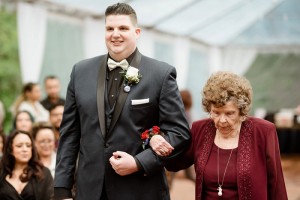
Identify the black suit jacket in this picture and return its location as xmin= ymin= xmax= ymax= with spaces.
xmin=54 ymin=50 xmax=190 ymax=200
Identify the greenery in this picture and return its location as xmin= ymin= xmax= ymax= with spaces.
xmin=0 ymin=8 xmax=22 ymax=134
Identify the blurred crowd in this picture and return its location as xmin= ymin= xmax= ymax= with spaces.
xmin=0 ymin=75 xmax=65 ymax=199
xmin=0 ymin=75 xmax=198 ymax=198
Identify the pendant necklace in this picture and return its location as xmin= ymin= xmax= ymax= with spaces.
xmin=217 ymin=147 xmax=234 ymax=196
xmin=217 ymin=129 xmax=239 ymax=197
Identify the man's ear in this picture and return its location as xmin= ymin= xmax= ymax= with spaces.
xmin=135 ymin=28 xmax=141 ymax=39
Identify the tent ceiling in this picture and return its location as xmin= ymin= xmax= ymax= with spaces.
xmin=45 ymin=0 xmax=300 ymax=46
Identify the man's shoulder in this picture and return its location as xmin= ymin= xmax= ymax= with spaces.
xmin=141 ymin=54 xmax=173 ymax=69
xmin=74 ymin=54 xmax=106 ymax=68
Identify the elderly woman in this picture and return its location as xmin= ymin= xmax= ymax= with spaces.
xmin=0 ymin=130 xmax=53 ymax=199
xmin=151 ymin=71 xmax=287 ymax=200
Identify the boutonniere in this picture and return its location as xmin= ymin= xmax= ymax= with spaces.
xmin=120 ymin=66 xmax=142 ymax=93
xmin=141 ymin=126 xmax=164 ymax=150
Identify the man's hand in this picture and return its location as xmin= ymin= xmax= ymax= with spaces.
xmin=150 ymin=135 xmax=174 ymax=156
xmin=109 ymin=151 xmax=139 ymax=176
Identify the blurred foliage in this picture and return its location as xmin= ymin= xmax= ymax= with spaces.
xmin=0 ymin=8 xmax=22 ymax=134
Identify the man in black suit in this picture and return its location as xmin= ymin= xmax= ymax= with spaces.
xmin=54 ymin=3 xmax=190 ymax=200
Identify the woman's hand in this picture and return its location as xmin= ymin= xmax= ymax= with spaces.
xmin=150 ymin=135 xmax=174 ymax=156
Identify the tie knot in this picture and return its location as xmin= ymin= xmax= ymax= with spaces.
xmin=107 ymin=58 xmax=129 ymax=71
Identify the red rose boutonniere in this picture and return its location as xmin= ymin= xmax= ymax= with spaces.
xmin=141 ymin=126 xmax=163 ymax=150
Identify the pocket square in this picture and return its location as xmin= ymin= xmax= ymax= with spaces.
xmin=131 ymin=98 xmax=149 ymax=105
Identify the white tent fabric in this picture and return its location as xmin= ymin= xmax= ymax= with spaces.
xmin=222 ymin=47 xmax=257 ymax=75
xmin=44 ymin=0 xmax=287 ymax=46
xmin=17 ymin=2 xmax=47 ymax=83
xmin=190 ymin=0 xmax=283 ymax=45
xmin=173 ymin=37 xmax=191 ymax=89
xmin=83 ymin=17 xmax=106 ymax=58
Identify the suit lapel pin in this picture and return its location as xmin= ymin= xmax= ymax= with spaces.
xmin=124 ymin=85 xmax=131 ymax=93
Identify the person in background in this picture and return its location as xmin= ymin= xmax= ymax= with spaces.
xmin=12 ymin=110 xmax=34 ymax=133
xmin=293 ymin=104 xmax=300 ymax=128
xmin=0 ymin=100 xmax=5 ymax=160
xmin=0 ymin=130 xmax=54 ymax=199
xmin=0 ymin=128 xmax=5 ymax=160
xmin=49 ymin=102 xmax=64 ymax=148
xmin=41 ymin=75 xmax=65 ymax=111
xmin=54 ymin=3 xmax=190 ymax=200
xmin=11 ymin=82 xmax=49 ymax=122
xmin=151 ymin=71 xmax=288 ymax=199
xmin=165 ymin=89 xmax=196 ymax=189
xmin=0 ymin=100 xmax=5 ymax=128
xmin=179 ymin=90 xmax=196 ymax=181
xmin=32 ymin=122 xmax=56 ymax=177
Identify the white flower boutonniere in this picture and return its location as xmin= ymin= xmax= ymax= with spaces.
xmin=121 ymin=66 xmax=142 ymax=92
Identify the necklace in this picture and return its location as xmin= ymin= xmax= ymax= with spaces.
xmin=216 ymin=129 xmax=239 ymax=197
xmin=217 ymin=146 xmax=234 ymax=196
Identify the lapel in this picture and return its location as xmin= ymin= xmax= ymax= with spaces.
xmin=97 ymin=55 xmax=108 ymax=137
xmin=108 ymin=50 xmax=142 ymax=133
xmin=236 ymin=119 xmax=253 ymax=200
xmin=195 ymin=120 xmax=215 ymax=196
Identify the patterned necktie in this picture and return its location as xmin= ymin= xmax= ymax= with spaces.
xmin=107 ymin=58 xmax=129 ymax=71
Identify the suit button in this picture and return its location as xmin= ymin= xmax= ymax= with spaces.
xmin=108 ymin=114 xmax=112 ymax=119
xmin=104 ymin=143 xmax=109 ymax=148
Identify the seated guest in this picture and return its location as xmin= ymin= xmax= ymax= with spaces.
xmin=0 ymin=130 xmax=53 ymax=199
xmin=0 ymin=127 xmax=5 ymax=160
xmin=0 ymin=100 xmax=5 ymax=128
xmin=49 ymin=103 xmax=64 ymax=148
xmin=41 ymin=75 xmax=65 ymax=111
xmin=151 ymin=71 xmax=287 ymax=200
xmin=294 ymin=104 xmax=300 ymax=128
xmin=11 ymin=82 xmax=49 ymax=122
xmin=32 ymin=122 xmax=56 ymax=177
xmin=12 ymin=110 xmax=34 ymax=133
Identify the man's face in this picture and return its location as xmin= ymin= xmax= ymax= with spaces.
xmin=105 ymin=15 xmax=140 ymax=61
xmin=45 ymin=78 xmax=60 ymax=98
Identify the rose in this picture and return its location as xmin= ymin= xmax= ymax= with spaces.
xmin=124 ymin=66 xmax=142 ymax=85
xmin=126 ymin=66 xmax=139 ymax=77
xmin=141 ymin=130 xmax=149 ymax=140
xmin=152 ymin=126 xmax=160 ymax=134
xmin=141 ymin=126 xmax=163 ymax=150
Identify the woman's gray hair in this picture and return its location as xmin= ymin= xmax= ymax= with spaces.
xmin=202 ymin=71 xmax=253 ymax=116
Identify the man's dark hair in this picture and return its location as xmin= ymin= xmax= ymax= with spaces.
xmin=49 ymin=102 xmax=65 ymax=113
xmin=105 ymin=3 xmax=137 ymax=25
xmin=44 ymin=75 xmax=59 ymax=83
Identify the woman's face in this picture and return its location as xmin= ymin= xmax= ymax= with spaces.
xmin=210 ymin=101 xmax=242 ymax=135
xmin=34 ymin=128 xmax=55 ymax=157
xmin=12 ymin=133 xmax=32 ymax=164
xmin=26 ymin=85 xmax=41 ymax=101
xmin=16 ymin=112 xmax=33 ymax=132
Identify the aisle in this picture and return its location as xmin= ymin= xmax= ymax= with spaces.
xmin=169 ymin=155 xmax=300 ymax=200
xmin=170 ymin=171 xmax=195 ymax=200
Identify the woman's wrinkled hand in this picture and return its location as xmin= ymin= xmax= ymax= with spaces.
xmin=150 ymin=135 xmax=174 ymax=156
